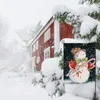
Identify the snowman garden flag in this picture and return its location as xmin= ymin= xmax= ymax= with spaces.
xmin=64 ymin=43 xmax=96 ymax=83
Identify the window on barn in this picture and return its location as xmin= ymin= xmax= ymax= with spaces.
xmin=44 ymin=28 xmax=50 ymax=42
xmin=36 ymin=41 xmax=38 ymax=50
xmin=33 ymin=44 xmax=36 ymax=52
xmin=44 ymin=47 xmax=50 ymax=59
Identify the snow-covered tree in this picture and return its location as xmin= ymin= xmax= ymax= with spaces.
xmin=0 ymin=15 xmax=12 ymax=71
xmin=0 ymin=16 xmax=29 ymax=72
xmin=53 ymin=2 xmax=100 ymax=99
xmin=53 ymin=1 xmax=100 ymax=49
xmin=53 ymin=0 xmax=100 ymax=70
xmin=0 ymin=16 xmax=9 ymax=40
xmin=16 ymin=21 xmax=42 ymax=44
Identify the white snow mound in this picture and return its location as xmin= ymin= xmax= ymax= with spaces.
xmin=41 ymin=57 xmax=62 ymax=79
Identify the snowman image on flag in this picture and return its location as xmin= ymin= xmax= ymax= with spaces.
xmin=66 ymin=48 xmax=95 ymax=83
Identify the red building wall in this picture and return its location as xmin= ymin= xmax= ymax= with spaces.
xmin=60 ymin=22 xmax=74 ymax=40
xmin=32 ymin=22 xmax=73 ymax=71
xmin=32 ymin=22 xmax=54 ymax=71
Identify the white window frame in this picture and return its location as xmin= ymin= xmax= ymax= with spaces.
xmin=44 ymin=47 xmax=50 ymax=59
xmin=36 ymin=41 xmax=38 ymax=50
xmin=32 ymin=44 xmax=35 ymax=52
xmin=44 ymin=28 xmax=50 ymax=42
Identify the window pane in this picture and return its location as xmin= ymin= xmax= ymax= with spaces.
xmin=44 ymin=28 xmax=50 ymax=42
xmin=44 ymin=49 xmax=50 ymax=59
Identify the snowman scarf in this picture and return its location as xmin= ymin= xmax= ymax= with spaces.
xmin=75 ymin=57 xmax=88 ymax=64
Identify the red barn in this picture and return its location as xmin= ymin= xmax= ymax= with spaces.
xmin=28 ymin=17 xmax=74 ymax=71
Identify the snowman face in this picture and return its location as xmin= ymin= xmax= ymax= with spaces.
xmin=75 ymin=50 xmax=86 ymax=59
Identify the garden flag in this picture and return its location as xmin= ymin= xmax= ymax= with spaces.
xmin=64 ymin=43 xmax=96 ymax=83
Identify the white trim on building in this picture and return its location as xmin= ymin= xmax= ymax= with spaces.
xmin=30 ymin=18 xmax=54 ymax=46
xmin=33 ymin=44 xmax=36 ymax=52
xmin=36 ymin=41 xmax=38 ymax=50
xmin=54 ymin=20 xmax=60 ymax=54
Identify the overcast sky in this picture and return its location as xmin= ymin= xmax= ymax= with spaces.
xmin=0 ymin=0 xmax=79 ymax=30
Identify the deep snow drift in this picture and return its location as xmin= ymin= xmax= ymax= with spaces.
xmin=0 ymin=69 xmax=95 ymax=100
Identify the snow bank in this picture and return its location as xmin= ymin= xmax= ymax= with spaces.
xmin=1 ymin=70 xmax=92 ymax=100
xmin=65 ymin=82 xmax=95 ymax=99
xmin=0 ymin=71 xmax=51 ymax=100
xmin=41 ymin=57 xmax=62 ymax=79
xmin=55 ymin=93 xmax=90 ymax=100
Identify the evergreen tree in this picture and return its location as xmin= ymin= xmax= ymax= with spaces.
xmin=53 ymin=0 xmax=100 ymax=49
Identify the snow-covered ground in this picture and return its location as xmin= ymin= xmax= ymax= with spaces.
xmin=0 ymin=69 xmax=51 ymax=100
xmin=0 ymin=69 xmax=98 ymax=100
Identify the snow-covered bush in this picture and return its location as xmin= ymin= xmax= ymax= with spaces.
xmin=32 ymin=72 xmax=43 ymax=86
xmin=32 ymin=57 xmax=65 ymax=98
xmin=19 ymin=57 xmax=37 ymax=77
xmin=65 ymin=82 xmax=95 ymax=99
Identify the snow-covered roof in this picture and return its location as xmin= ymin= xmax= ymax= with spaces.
xmin=28 ymin=17 xmax=53 ymax=46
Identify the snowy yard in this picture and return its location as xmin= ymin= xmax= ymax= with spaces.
xmin=0 ymin=69 xmax=51 ymax=100
xmin=0 ymin=69 xmax=98 ymax=100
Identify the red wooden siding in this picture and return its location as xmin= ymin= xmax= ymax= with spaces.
xmin=60 ymin=22 xmax=74 ymax=40
xmin=32 ymin=22 xmax=54 ymax=71
xmin=32 ymin=22 xmax=73 ymax=71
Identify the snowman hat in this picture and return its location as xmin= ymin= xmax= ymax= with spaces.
xmin=71 ymin=48 xmax=86 ymax=54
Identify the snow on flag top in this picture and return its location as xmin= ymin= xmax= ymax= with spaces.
xmin=64 ymin=43 xmax=96 ymax=84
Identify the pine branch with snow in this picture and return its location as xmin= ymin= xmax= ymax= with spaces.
xmin=53 ymin=2 xmax=100 ymax=48
xmin=79 ymin=0 xmax=100 ymax=4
